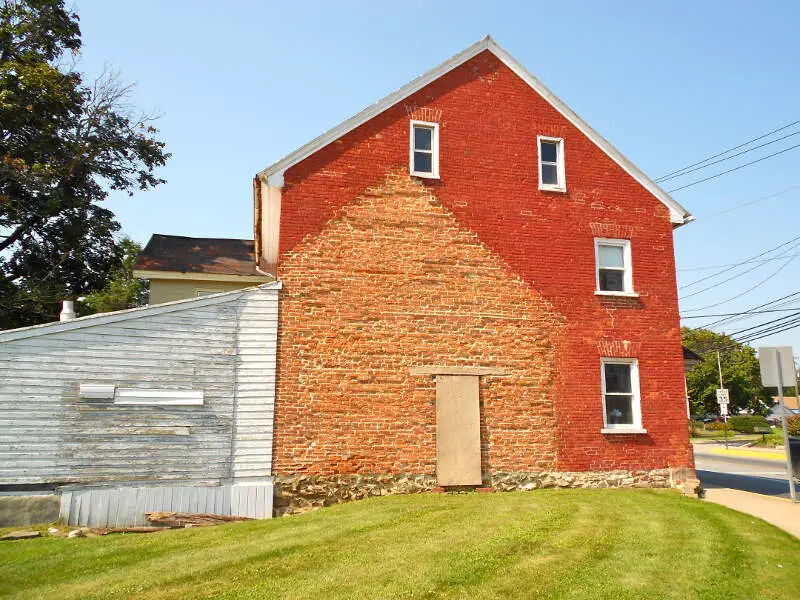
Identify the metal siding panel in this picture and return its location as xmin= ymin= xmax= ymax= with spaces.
xmin=106 ymin=488 xmax=120 ymax=528
xmin=59 ymin=491 xmax=72 ymax=524
xmin=188 ymin=487 xmax=199 ymax=514
xmin=222 ymin=485 xmax=231 ymax=516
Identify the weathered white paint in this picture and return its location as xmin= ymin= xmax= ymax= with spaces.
xmin=115 ymin=389 xmax=204 ymax=406
xmin=0 ymin=283 xmax=280 ymax=525
xmin=79 ymin=384 xmax=116 ymax=399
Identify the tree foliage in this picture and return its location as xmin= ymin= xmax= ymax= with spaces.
xmin=79 ymin=237 xmax=147 ymax=314
xmin=0 ymin=0 xmax=168 ymax=329
xmin=682 ymin=327 xmax=768 ymax=415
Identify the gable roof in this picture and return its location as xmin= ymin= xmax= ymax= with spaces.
xmin=134 ymin=234 xmax=264 ymax=277
xmin=257 ymin=36 xmax=693 ymax=226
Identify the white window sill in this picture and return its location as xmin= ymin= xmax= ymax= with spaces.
xmin=538 ymin=184 xmax=566 ymax=193
xmin=601 ymin=427 xmax=648 ymax=435
xmin=595 ymin=290 xmax=639 ymax=298
xmin=411 ymin=171 xmax=440 ymax=180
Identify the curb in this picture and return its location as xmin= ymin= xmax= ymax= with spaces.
xmin=708 ymin=448 xmax=786 ymax=462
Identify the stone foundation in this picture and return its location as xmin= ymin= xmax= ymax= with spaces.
xmin=489 ymin=470 xmax=673 ymax=491
xmin=273 ymin=474 xmax=438 ymax=516
xmin=273 ymin=468 xmax=696 ymax=516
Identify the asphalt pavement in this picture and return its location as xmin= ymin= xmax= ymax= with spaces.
xmin=693 ymin=443 xmax=793 ymax=498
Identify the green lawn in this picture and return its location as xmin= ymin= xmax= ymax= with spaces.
xmin=2 ymin=489 xmax=799 ymax=599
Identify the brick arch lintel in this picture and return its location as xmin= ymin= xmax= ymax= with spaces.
xmin=596 ymin=339 xmax=641 ymax=357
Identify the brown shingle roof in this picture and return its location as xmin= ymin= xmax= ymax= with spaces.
xmin=134 ymin=234 xmax=261 ymax=276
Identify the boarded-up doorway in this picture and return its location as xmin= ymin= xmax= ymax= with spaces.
xmin=435 ymin=375 xmax=482 ymax=486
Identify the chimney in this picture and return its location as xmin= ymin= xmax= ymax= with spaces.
xmin=254 ymin=173 xmax=281 ymax=276
xmin=59 ymin=300 xmax=76 ymax=322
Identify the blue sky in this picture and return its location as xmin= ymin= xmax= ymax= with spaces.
xmin=74 ymin=1 xmax=800 ymax=353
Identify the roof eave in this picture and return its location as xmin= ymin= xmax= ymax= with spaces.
xmin=133 ymin=269 xmax=273 ymax=283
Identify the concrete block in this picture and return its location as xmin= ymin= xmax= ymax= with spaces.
xmin=0 ymin=495 xmax=60 ymax=527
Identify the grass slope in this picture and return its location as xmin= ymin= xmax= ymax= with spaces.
xmin=1 ymin=489 xmax=799 ymax=599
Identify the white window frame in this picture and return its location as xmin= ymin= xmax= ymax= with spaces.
xmin=537 ymin=135 xmax=566 ymax=192
xmin=594 ymin=238 xmax=637 ymax=297
xmin=410 ymin=120 xmax=439 ymax=179
xmin=600 ymin=358 xmax=645 ymax=433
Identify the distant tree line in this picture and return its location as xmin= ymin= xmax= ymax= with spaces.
xmin=0 ymin=0 xmax=168 ymax=329
xmin=682 ymin=327 xmax=770 ymax=415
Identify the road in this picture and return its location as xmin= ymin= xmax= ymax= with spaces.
xmin=693 ymin=443 xmax=793 ymax=499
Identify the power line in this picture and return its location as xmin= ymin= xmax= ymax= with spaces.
xmin=667 ymin=142 xmax=800 ymax=193
xmin=657 ymin=131 xmax=800 ymax=184
xmin=681 ymin=307 xmax=800 ymax=319
xmin=656 ymin=120 xmax=800 ymax=181
xmin=694 ymin=317 xmax=800 ymax=355
xmin=692 ymin=185 xmax=800 ymax=222
xmin=716 ymin=295 xmax=800 ymax=328
xmin=702 ymin=296 xmax=800 ymax=330
xmin=680 ymin=254 xmax=799 ymax=312
xmin=683 ymin=291 xmax=800 ymax=355
xmin=678 ymin=233 xmax=800 ymax=291
xmin=701 ymin=290 xmax=800 ymax=329
xmin=735 ymin=318 xmax=800 ymax=345
xmin=678 ymin=255 xmax=796 ymax=272
xmin=679 ymin=252 xmax=799 ymax=300
xmin=726 ymin=311 xmax=800 ymax=338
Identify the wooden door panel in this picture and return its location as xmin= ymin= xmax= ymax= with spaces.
xmin=435 ymin=375 xmax=482 ymax=486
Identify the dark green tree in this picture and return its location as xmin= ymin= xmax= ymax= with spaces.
xmin=682 ymin=327 xmax=769 ymax=415
xmin=79 ymin=237 xmax=147 ymax=314
xmin=0 ymin=0 xmax=168 ymax=329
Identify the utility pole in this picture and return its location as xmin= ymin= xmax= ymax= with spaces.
xmin=774 ymin=350 xmax=797 ymax=502
xmin=717 ymin=351 xmax=728 ymax=450
xmin=758 ymin=347 xmax=797 ymax=503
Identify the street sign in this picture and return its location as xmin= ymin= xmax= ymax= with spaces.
xmin=757 ymin=346 xmax=798 ymax=503
xmin=758 ymin=346 xmax=796 ymax=387
xmin=716 ymin=389 xmax=729 ymax=417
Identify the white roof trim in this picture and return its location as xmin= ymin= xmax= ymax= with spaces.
xmin=133 ymin=269 xmax=272 ymax=283
xmin=257 ymin=36 xmax=692 ymax=226
xmin=0 ymin=281 xmax=282 ymax=343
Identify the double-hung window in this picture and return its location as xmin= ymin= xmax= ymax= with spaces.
xmin=595 ymin=238 xmax=633 ymax=294
xmin=601 ymin=358 xmax=644 ymax=432
xmin=537 ymin=136 xmax=565 ymax=192
xmin=410 ymin=120 xmax=439 ymax=178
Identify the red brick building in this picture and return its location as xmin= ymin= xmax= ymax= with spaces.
xmin=254 ymin=37 xmax=695 ymax=514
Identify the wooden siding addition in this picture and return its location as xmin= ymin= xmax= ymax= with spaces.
xmin=0 ymin=284 xmax=280 ymax=525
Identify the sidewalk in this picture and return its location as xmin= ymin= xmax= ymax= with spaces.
xmin=704 ymin=488 xmax=800 ymax=539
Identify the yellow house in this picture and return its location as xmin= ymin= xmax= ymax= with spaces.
xmin=134 ymin=234 xmax=273 ymax=304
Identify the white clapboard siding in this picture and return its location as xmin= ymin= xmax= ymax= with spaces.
xmin=0 ymin=283 xmax=280 ymax=524
xmin=230 ymin=290 xmax=279 ymax=480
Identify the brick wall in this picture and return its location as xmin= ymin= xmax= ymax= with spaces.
xmin=275 ymin=172 xmax=563 ymax=475
xmin=273 ymin=49 xmax=693 ymax=478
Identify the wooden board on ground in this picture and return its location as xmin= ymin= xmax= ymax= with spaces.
xmin=145 ymin=511 xmax=253 ymax=527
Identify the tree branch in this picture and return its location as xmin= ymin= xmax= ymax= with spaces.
xmin=0 ymin=214 xmax=41 ymax=253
